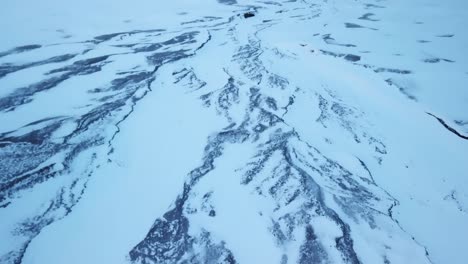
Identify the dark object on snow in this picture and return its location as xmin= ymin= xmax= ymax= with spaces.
xmin=244 ymin=12 xmax=255 ymax=19
xmin=344 ymin=54 xmax=361 ymax=62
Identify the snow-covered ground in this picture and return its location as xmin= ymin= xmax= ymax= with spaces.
xmin=1 ymin=0 xmax=467 ymax=263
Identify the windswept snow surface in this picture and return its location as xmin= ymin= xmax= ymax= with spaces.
xmin=1 ymin=0 xmax=467 ymax=263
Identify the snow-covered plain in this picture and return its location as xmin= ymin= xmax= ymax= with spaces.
xmin=0 ymin=0 xmax=467 ymax=263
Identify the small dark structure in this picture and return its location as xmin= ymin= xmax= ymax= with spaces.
xmin=344 ymin=54 xmax=361 ymax=62
xmin=244 ymin=12 xmax=255 ymax=19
